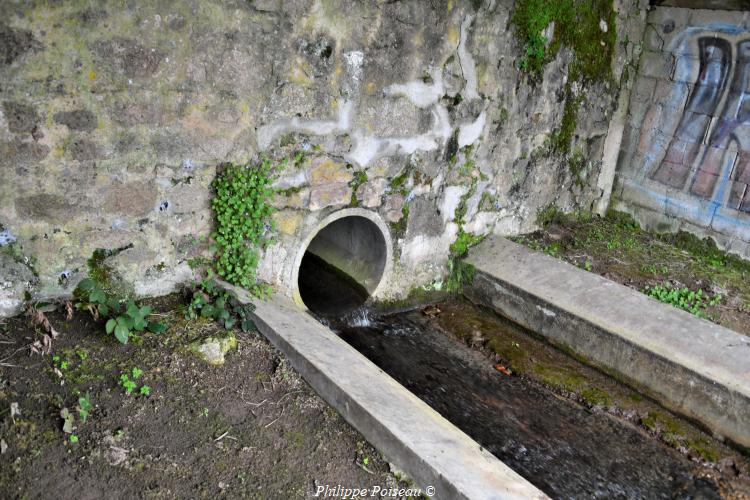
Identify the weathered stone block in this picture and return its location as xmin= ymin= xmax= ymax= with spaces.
xmin=0 ymin=251 xmax=34 ymax=316
xmin=383 ymin=195 xmax=405 ymax=223
xmin=91 ymin=37 xmax=163 ymax=78
xmin=0 ymin=23 xmax=37 ymax=66
xmin=53 ymin=109 xmax=97 ymax=132
xmin=102 ymin=182 xmax=158 ymax=217
xmin=631 ymin=77 xmax=657 ymax=104
xmin=643 ymin=25 xmax=665 ymax=52
xmin=0 ymin=140 xmax=49 ymax=171
xmin=638 ymin=51 xmax=675 ymax=80
xmin=273 ymin=210 xmax=303 ymax=236
xmin=66 ymin=138 xmax=100 ymax=161
xmin=356 ymin=178 xmax=387 ymax=208
xmin=647 ymin=7 xmax=690 ymax=32
xmin=309 ymin=184 xmax=351 ymax=211
xmin=272 ymin=187 xmax=310 ymax=210
xmin=168 ymin=184 xmax=211 ymax=214
xmin=15 ymin=193 xmax=83 ymax=223
xmin=308 ymin=158 xmax=352 ymax=185
xmin=2 ymin=101 xmax=39 ymax=134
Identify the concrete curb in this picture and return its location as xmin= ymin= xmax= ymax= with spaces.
xmin=465 ymin=237 xmax=750 ymax=449
xmin=225 ymin=285 xmax=547 ymax=499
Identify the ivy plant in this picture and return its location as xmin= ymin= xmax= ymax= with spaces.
xmin=211 ymin=159 xmax=275 ymax=296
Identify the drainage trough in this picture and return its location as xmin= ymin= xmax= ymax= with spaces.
xmin=465 ymin=237 xmax=750 ymax=450
xmin=228 ymin=285 xmax=547 ymax=499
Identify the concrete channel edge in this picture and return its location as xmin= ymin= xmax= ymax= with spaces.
xmin=465 ymin=237 xmax=750 ymax=450
xmin=223 ymin=283 xmax=547 ymax=500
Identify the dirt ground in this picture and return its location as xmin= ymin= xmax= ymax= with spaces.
xmin=512 ymin=210 xmax=750 ymax=337
xmin=0 ymin=295 xmax=411 ymax=499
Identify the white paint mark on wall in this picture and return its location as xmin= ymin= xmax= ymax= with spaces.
xmin=344 ymin=50 xmax=364 ymax=81
xmin=433 ymin=105 xmax=453 ymax=140
xmin=400 ymin=223 xmax=458 ymax=268
xmin=258 ymin=36 xmax=487 ymax=168
xmin=257 ymin=100 xmax=354 ymax=150
xmin=273 ymin=169 xmax=308 ymax=190
xmin=385 ymin=68 xmax=445 ymax=109
xmin=464 ymin=211 xmax=499 ymax=235
xmin=457 ymin=111 xmax=486 ymax=148
xmin=458 ymin=15 xmax=479 ymax=101
xmin=440 ymin=186 xmax=468 ymax=224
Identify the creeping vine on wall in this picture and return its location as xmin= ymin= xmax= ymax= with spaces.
xmin=211 ymin=159 xmax=275 ymax=296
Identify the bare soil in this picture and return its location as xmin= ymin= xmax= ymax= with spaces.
xmin=0 ymin=295 xmax=410 ymax=499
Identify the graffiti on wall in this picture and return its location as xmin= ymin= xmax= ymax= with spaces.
xmin=649 ymin=34 xmax=750 ymax=214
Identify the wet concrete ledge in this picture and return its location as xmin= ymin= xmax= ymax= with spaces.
xmin=466 ymin=237 xmax=750 ymax=450
xmin=225 ymin=286 xmax=546 ymax=500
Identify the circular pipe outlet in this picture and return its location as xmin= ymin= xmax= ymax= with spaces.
xmin=292 ymin=208 xmax=393 ymax=310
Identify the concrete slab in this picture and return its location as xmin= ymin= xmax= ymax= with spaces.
xmin=466 ymin=237 xmax=750 ymax=449
xmin=227 ymin=285 xmax=547 ymax=499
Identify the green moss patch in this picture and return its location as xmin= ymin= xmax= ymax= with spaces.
xmin=512 ymin=0 xmax=617 ymax=153
xmin=512 ymin=0 xmax=616 ymax=82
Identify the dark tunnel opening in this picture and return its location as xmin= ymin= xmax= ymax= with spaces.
xmin=297 ymin=216 xmax=387 ymax=316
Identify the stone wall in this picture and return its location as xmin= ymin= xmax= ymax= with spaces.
xmin=614 ymin=6 xmax=750 ymax=258
xmin=0 ymin=0 xmax=646 ymax=316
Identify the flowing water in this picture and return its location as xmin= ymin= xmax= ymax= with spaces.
xmin=300 ymin=254 xmax=743 ymax=498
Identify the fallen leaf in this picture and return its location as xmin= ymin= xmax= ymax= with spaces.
xmin=60 ymin=408 xmax=74 ymax=434
xmin=422 ymin=305 xmax=442 ymax=317
xmin=64 ymin=301 xmax=73 ymax=321
xmin=9 ymin=402 xmax=20 ymax=423
xmin=494 ymin=364 xmax=512 ymax=376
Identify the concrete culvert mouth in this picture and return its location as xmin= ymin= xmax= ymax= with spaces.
xmin=295 ymin=211 xmax=391 ymax=315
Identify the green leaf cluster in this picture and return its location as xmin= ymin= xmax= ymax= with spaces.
xmin=211 ymin=160 xmax=275 ymax=295
xmin=119 ymin=367 xmax=149 ymax=396
xmin=644 ymin=283 xmax=722 ymax=318
xmin=75 ymin=278 xmax=167 ymax=344
xmin=186 ymin=278 xmax=257 ymax=332
xmin=77 ymin=393 xmax=92 ymax=423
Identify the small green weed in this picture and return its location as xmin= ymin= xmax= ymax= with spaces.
xmin=77 ymin=393 xmax=92 ymax=423
xmin=119 ymin=374 xmax=137 ymax=395
xmin=119 ymin=367 xmax=150 ymax=396
xmin=644 ymin=283 xmax=721 ymax=318
xmin=186 ymin=278 xmax=257 ymax=332
xmin=75 ymin=278 xmax=167 ymax=344
xmin=52 ymin=355 xmax=69 ymax=371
